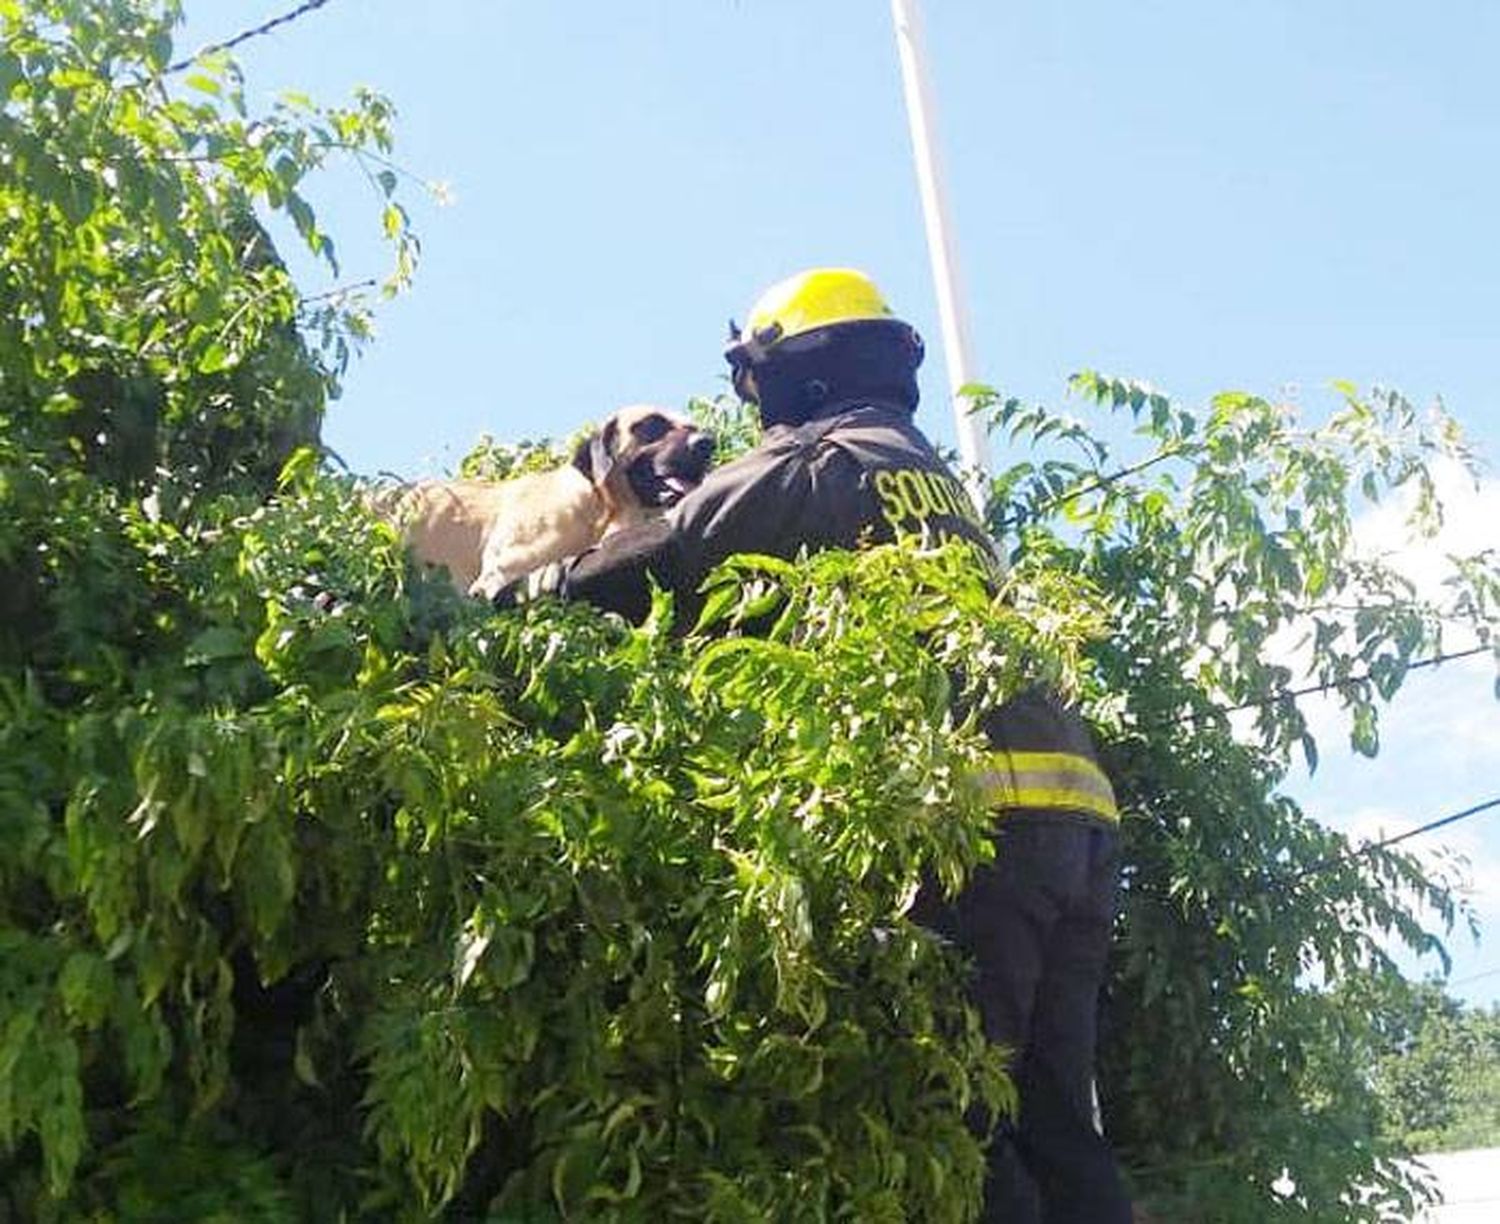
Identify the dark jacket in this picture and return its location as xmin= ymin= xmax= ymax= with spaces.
xmin=561 ymin=400 xmax=1115 ymax=828
xmin=565 ymin=402 xmax=997 ymax=614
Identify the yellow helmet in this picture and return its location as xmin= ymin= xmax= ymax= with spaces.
xmin=725 ymin=268 xmax=923 ymax=422
xmin=732 ymin=268 xmax=895 ymax=356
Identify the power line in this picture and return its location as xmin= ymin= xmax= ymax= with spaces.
xmin=1120 ymin=638 xmax=1497 ymax=884
xmin=1450 ymin=965 xmax=1500 ymax=989
xmin=297 ymin=278 xmax=377 ymax=308
xmin=1295 ymin=795 xmax=1500 ymax=881
xmin=167 ymin=0 xmax=335 ymax=73
xmin=1174 ymin=644 xmax=1491 ymax=727
xmin=1355 ymin=796 xmax=1500 ymax=856
xmin=996 ymin=470 xmax=1494 ymax=730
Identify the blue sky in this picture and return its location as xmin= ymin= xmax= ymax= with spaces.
xmin=179 ymin=1 xmax=1500 ymax=1002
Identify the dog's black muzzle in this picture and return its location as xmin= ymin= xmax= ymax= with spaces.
xmin=688 ymin=432 xmax=715 ymax=467
xmin=628 ymin=428 xmax=716 ymax=508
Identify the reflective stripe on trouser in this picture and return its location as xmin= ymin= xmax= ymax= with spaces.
xmin=972 ymin=750 xmax=1119 ymax=823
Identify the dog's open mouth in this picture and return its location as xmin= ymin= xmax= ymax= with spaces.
xmin=628 ymin=432 xmax=715 ymax=508
xmin=633 ymin=467 xmax=696 ymax=508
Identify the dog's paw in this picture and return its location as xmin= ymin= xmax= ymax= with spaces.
xmin=473 ymin=562 xmax=568 ymax=607
xmin=468 ymin=570 xmax=510 ymax=602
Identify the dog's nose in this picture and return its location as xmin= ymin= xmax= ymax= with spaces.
xmin=689 ymin=432 xmax=716 ymax=464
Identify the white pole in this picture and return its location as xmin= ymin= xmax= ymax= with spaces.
xmin=890 ymin=0 xmax=990 ymax=515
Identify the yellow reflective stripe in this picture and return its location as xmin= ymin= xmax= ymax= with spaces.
xmin=986 ymin=784 xmax=1120 ymax=822
xmin=973 ymin=750 xmax=1119 ymax=822
xmin=998 ymin=751 xmax=1111 ymax=778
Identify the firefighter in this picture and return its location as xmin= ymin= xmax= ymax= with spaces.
xmin=542 ymin=268 xmax=1132 ymax=1223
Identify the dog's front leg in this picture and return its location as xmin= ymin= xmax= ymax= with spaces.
xmin=469 ymin=535 xmax=551 ymax=601
xmin=468 ymin=557 xmax=515 ymax=602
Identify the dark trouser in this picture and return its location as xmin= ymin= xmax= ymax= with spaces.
xmin=917 ymin=816 xmax=1131 ymax=1224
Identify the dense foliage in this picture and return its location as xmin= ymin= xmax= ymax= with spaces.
xmin=0 ymin=4 xmax=1042 ymax=1218
xmin=4 ymin=2 xmax=1500 ymax=1221
xmin=1370 ymin=980 xmax=1500 ymax=1154
xmin=6 ymin=458 xmax=1070 ymax=1219
xmin=979 ymin=378 xmax=1498 ymax=1219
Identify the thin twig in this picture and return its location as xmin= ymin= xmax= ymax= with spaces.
xmin=996 ymin=442 xmax=1191 ymax=531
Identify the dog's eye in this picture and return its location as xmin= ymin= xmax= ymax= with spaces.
xmin=631 ymin=415 xmax=672 ymax=444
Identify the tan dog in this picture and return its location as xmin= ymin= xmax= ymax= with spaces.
xmin=380 ymin=405 xmax=714 ymax=600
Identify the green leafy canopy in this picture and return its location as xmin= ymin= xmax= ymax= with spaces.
xmin=976 ymin=376 xmax=1497 ymax=1220
xmin=1368 ymin=979 xmax=1500 ymax=1155
xmin=4 ymin=3 xmax=1500 ymax=1221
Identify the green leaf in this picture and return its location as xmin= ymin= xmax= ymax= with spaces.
xmin=184 ymin=626 xmax=248 ymax=664
xmin=276 ymin=445 xmax=321 ymax=491
xmin=287 ymin=191 xmax=316 ymax=239
xmin=58 ymin=953 xmax=110 ymax=1030
xmin=1300 ymin=733 xmax=1319 ymax=775
xmin=1351 ymin=703 xmax=1380 ymax=757
xmin=293 ymin=1026 xmax=322 ymax=1088
xmin=39 ymin=1037 xmax=83 ymax=1195
xmin=196 ymin=341 xmax=229 ymax=374
xmin=0 ymin=51 xmax=21 ymax=100
xmin=239 ymin=820 xmax=295 ymax=942
xmin=381 ymin=201 xmax=403 ymax=239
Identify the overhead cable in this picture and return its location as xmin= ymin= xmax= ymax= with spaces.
xmin=1449 ymin=965 xmax=1500 ymax=989
xmin=1175 ymin=644 xmax=1491 ymax=726
xmin=1295 ymin=795 xmax=1500 ymax=881
xmin=167 ymin=0 xmax=335 ymax=73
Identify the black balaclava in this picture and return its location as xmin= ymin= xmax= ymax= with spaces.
xmin=750 ymin=321 xmax=923 ymax=429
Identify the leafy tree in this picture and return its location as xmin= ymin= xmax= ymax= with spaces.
xmin=0 ymin=5 xmax=1025 ymax=1218
xmin=4 ymin=3 xmax=1500 ymax=1222
xmin=977 ymin=378 xmax=1497 ymax=1219
xmin=1370 ymin=979 xmax=1500 ymax=1154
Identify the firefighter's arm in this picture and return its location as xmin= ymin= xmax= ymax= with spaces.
xmin=556 ymin=516 xmax=678 ymax=623
xmin=556 ymin=445 xmax=813 ymax=626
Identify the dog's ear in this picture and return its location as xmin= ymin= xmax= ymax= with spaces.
xmin=572 ymin=418 xmax=620 ymax=485
xmin=570 ymin=433 xmax=594 ymax=479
